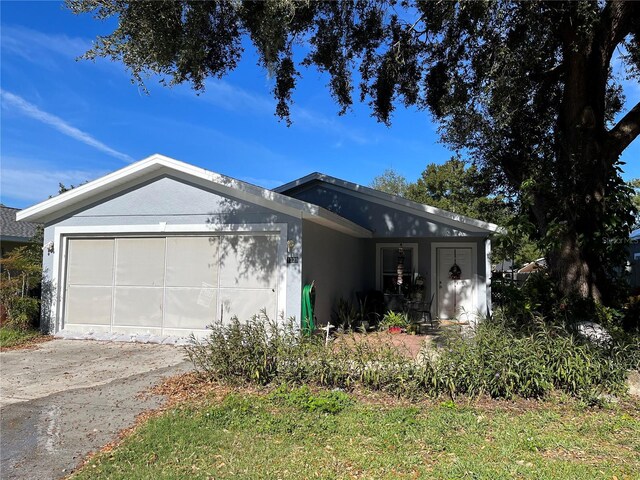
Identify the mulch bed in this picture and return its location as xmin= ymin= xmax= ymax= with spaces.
xmin=333 ymin=331 xmax=434 ymax=359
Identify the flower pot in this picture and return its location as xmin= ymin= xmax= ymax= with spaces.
xmin=388 ymin=326 xmax=402 ymax=334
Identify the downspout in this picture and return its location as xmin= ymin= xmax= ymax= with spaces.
xmin=485 ymin=235 xmax=492 ymax=318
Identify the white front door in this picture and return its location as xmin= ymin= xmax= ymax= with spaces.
xmin=437 ymin=247 xmax=474 ymax=320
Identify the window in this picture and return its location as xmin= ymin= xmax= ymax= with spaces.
xmin=376 ymin=243 xmax=418 ymax=295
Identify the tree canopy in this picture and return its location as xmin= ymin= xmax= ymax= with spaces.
xmin=67 ymin=0 xmax=640 ymax=308
xmin=371 ymin=160 xmax=540 ymax=267
xmin=370 ymin=168 xmax=409 ymax=198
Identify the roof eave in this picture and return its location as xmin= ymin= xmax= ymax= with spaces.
xmin=16 ymin=154 xmax=371 ymax=238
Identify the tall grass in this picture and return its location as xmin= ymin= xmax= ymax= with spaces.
xmin=186 ymin=312 xmax=638 ymax=401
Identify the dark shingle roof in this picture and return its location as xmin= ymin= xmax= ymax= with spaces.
xmin=0 ymin=206 xmax=40 ymax=241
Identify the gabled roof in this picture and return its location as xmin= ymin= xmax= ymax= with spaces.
xmin=16 ymin=154 xmax=372 ymax=238
xmin=274 ymin=172 xmax=504 ymax=234
xmin=1 ymin=205 xmax=40 ymax=242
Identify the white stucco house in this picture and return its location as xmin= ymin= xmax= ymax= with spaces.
xmin=17 ymin=154 xmax=501 ymax=339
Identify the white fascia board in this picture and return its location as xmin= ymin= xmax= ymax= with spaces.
xmin=275 ymin=172 xmax=505 ymax=234
xmin=16 ymin=154 xmax=370 ymax=238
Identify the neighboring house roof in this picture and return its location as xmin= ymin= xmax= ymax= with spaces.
xmin=631 ymin=228 xmax=640 ymax=240
xmin=518 ymin=257 xmax=547 ymax=274
xmin=274 ymin=172 xmax=504 ymax=234
xmin=493 ymin=259 xmax=514 ymax=272
xmin=0 ymin=205 xmax=40 ymax=243
xmin=16 ymin=154 xmax=372 ymax=238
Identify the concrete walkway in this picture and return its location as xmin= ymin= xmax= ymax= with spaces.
xmin=0 ymin=340 xmax=191 ymax=479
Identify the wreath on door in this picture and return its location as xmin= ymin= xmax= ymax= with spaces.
xmin=449 ymin=262 xmax=462 ymax=280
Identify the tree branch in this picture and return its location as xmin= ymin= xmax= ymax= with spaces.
xmin=609 ymin=100 xmax=640 ymax=155
xmin=599 ymin=0 xmax=636 ymax=66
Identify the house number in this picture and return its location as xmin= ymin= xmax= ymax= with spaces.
xmin=287 ymin=256 xmax=299 ymax=264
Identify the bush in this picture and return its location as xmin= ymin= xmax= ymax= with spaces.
xmin=186 ymin=312 xmax=304 ymax=386
xmin=438 ymin=319 xmax=634 ymax=399
xmin=187 ymin=312 xmax=637 ymax=401
xmin=0 ymin=245 xmax=42 ymax=330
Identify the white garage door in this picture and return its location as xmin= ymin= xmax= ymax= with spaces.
xmin=63 ymin=234 xmax=279 ymax=336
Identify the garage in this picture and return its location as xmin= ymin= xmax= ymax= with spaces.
xmin=63 ymin=234 xmax=279 ymax=336
xmin=16 ymin=154 xmax=370 ymax=339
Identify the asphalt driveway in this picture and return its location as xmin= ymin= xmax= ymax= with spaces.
xmin=0 ymin=339 xmax=191 ymax=480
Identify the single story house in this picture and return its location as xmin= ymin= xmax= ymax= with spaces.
xmin=17 ymin=154 xmax=501 ymax=339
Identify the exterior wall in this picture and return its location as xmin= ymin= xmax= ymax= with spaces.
xmin=302 ymin=220 xmax=367 ymax=325
xmin=287 ymin=182 xmax=492 ymax=320
xmin=286 ymin=182 xmax=478 ymax=237
xmin=40 ymin=175 xmax=302 ymax=334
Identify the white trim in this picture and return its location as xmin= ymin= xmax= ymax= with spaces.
xmin=375 ymin=242 xmax=419 ymax=291
xmin=430 ymin=242 xmax=479 ymax=322
xmin=17 ymin=154 xmax=371 ymax=238
xmin=275 ymin=172 xmax=504 ymax=234
xmin=52 ymin=223 xmax=289 ymax=335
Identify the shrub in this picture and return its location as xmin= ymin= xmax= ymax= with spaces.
xmin=187 ymin=312 xmax=637 ymax=401
xmin=0 ymin=245 xmax=42 ymax=330
xmin=185 ymin=312 xmax=306 ymax=386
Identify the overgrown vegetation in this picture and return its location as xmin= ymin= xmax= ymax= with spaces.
xmin=0 ymin=243 xmax=42 ymax=331
xmin=186 ymin=312 xmax=639 ymax=402
xmin=493 ymin=271 xmax=640 ymax=333
xmin=73 ymin=386 xmax=640 ymax=480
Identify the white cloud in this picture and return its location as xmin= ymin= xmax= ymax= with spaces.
xmin=293 ymin=105 xmax=369 ymax=145
xmin=0 ymin=163 xmax=105 ymax=205
xmin=1 ymin=25 xmax=91 ymax=67
xmin=188 ymin=80 xmax=370 ymax=145
xmin=1 ymin=89 xmax=134 ymax=163
xmin=201 ymin=79 xmax=275 ymax=115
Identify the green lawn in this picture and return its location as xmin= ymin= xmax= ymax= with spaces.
xmin=0 ymin=326 xmax=42 ymax=349
xmin=73 ymin=386 xmax=640 ymax=480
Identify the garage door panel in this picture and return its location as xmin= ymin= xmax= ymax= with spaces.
xmin=219 ymin=235 xmax=278 ymax=289
xmin=65 ymin=285 xmax=112 ymax=325
xmin=166 ymin=237 xmax=219 ymax=287
xmin=113 ymin=287 xmax=163 ymax=327
xmin=67 ymin=239 xmax=114 ymax=285
xmin=164 ymin=287 xmax=217 ymax=330
xmin=64 ymin=232 xmax=280 ymax=336
xmin=115 ymin=238 xmax=165 ymax=286
xmin=219 ymin=289 xmax=277 ymax=323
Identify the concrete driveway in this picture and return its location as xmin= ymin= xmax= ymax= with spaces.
xmin=0 ymin=339 xmax=191 ymax=480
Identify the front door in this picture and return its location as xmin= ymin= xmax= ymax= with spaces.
xmin=436 ymin=247 xmax=474 ymax=320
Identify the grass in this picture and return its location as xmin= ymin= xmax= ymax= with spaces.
xmin=0 ymin=326 xmax=43 ymax=349
xmin=72 ymin=384 xmax=640 ymax=480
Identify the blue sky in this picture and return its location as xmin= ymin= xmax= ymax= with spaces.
xmin=1 ymin=1 xmax=638 ymax=210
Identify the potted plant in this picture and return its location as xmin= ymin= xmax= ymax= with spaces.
xmin=380 ymin=310 xmax=409 ymax=334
